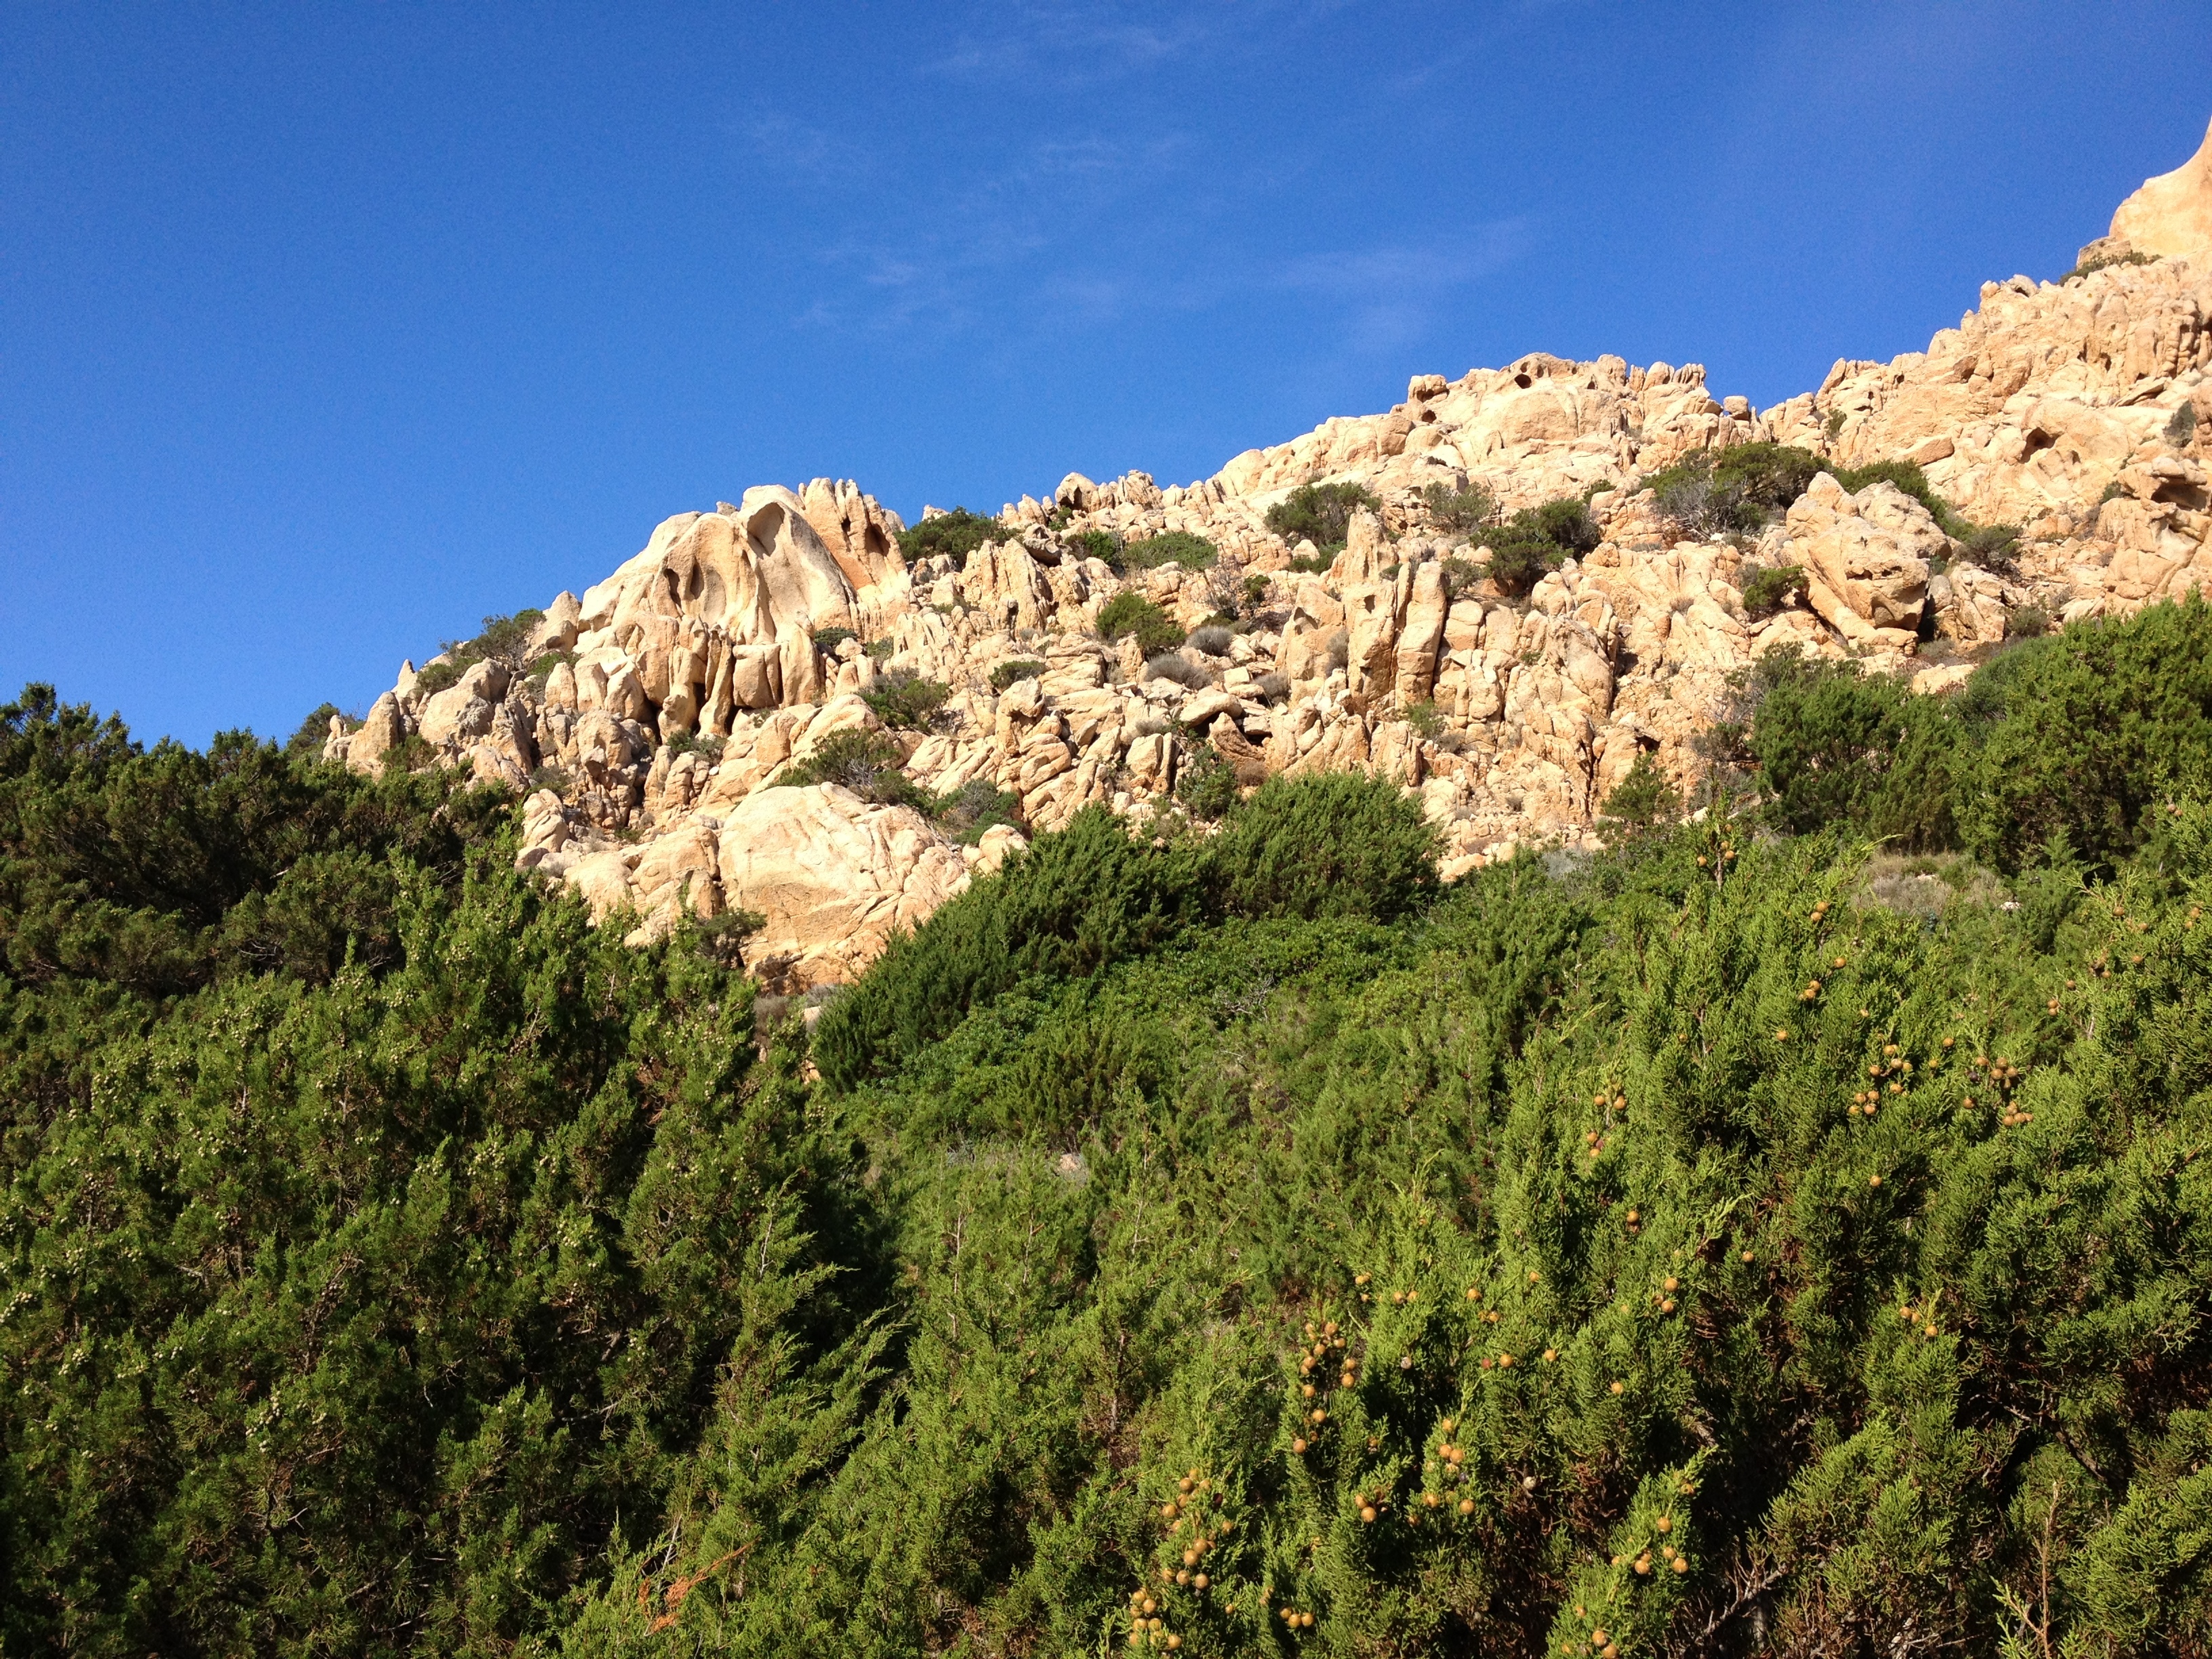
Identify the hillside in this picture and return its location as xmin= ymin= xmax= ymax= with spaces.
xmin=6 ymin=118 xmax=2212 ymax=1659
xmin=312 ymin=115 xmax=2212 ymax=989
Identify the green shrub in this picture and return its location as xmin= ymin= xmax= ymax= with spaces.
xmin=865 ymin=636 xmax=895 ymax=661
xmin=781 ymin=726 xmax=926 ymax=807
xmin=1147 ymin=653 xmax=1208 ymax=690
xmin=422 ymin=609 xmax=546 ymax=691
xmin=660 ymin=727 xmax=724 ymax=761
xmin=1097 ymin=591 xmax=1185 ymax=655
xmin=989 ymin=659 xmax=1048 ymax=693
xmin=862 ymin=669 xmax=954 ymax=732
xmin=1063 ymin=528 xmax=1120 ymax=564
xmin=1120 ymin=531 xmax=1218 ymax=572
xmin=1747 ymin=648 xmax=1958 ymax=848
xmin=1286 ymin=552 xmax=1331 ymax=574
xmin=1641 ymin=443 xmax=1827 ymax=537
xmin=2060 ymin=247 xmax=2156 ymax=282
xmin=1957 ymin=522 xmax=2022 ymax=575
xmin=286 ymin=702 xmax=342 ymax=760
xmin=1740 ymin=563 xmax=1810 ymax=618
xmin=413 ymin=659 xmax=462 ymax=697
xmin=687 ymin=903 xmax=767 ymax=961
xmin=0 ymin=703 xmax=835 ymax=1653
xmin=1404 ymin=698 xmax=1445 ymax=739
xmin=1641 ymin=445 xmax=2024 ymax=560
xmin=381 ymin=731 xmax=440 ymax=772
xmin=813 ymin=806 xmax=1208 ymax=1087
xmin=28 ymin=658 xmax=2212 ymax=1653
xmin=2167 ymin=401 xmax=2200 ymax=446
xmin=897 ymin=507 xmax=1004 ymax=563
xmin=934 ymin=779 xmax=1025 ymax=844
xmin=1202 ymin=771 xmax=1439 ymax=924
xmin=1479 ymin=497 xmax=1600 ymax=598
xmin=1172 ymin=742 xmax=1239 ymax=821
xmin=1950 ymin=596 xmax=2212 ymax=872
xmin=811 ymin=626 xmax=858 ymax=656
xmin=1265 ymin=480 xmax=1382 ymax=552
xmin=1419 ymin=480 xmax=1498 ymax=535
xmin=2009 ymin=604 xmax=2050 ymax=638
xmin=1240 ymin=574 xmax=1271 ymax=611
xmin=1437 ymin=555 xmax=1482 ymax=602
xmin=1597 ymin=750 xmax=1681 ymax=846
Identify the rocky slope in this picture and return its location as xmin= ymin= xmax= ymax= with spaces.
xmin=324 ymin=118 xmax=2212 ymax=989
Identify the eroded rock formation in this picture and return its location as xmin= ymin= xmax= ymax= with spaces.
xmin=328 ymin=117 xmax=2212 ymax=987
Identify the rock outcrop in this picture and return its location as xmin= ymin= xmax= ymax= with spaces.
xmin=328 ymin=119 xmax=2212 ymax=987
xmin=2110 ymin=114 xmax=2212 ymax=264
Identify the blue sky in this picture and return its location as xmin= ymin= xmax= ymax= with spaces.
xmin=4 ymin=2 xmax=2208 ymax=745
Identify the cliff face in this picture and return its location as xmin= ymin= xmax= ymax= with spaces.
xmin=323 ymin=122 xmax=2212 ymax=987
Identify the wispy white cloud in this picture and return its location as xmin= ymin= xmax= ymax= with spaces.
xmin=1276 ymin=230 xmax=1526 ymax=297
xmin=1272 ymin=224 xmax=1530 ymax=346
xmin=743 ymin=112 xmax=875 ymax=184
xmin=916 ymin=1 xmax=1221 ymax=83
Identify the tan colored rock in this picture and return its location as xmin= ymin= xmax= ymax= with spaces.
xmin=798 ymin=478 xmax=905 ymax=592
xmin=415 ymin=660 xmax=510 ymax=748
xmin=565 ymin=847 xmax=640 ymax=920
xmin=530 ymin=592 xmax=581 ymax=655
xmin=714 ymin=783 xmax=972 ymax=985
xmin=581 ymin=489 xmax=857 ymax=649
xmin=1782 ymin=472 xmax=1934 ymax=630
xmin=1931 ymin=565 xmax=2014 ymax=645
xmin=960 ymin=539 xmax=1054 ymax=632
xmin=1393 ymin=562 xmax=1449 ymax=705
xmin=345 ymin=693 xmax=407 ymax=773
xmin=2110 ymin=114 xmax=2212 ymax=262
xmin=329 ymin=124 xmax=2212 ymax=978
xmin=632 ymin=821 xmax=723 ymax=920
xmin=1179 ymin=688 xmax=1246 ymax=729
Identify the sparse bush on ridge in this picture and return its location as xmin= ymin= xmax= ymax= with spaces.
xmin=862 ymin=667 xmax=954 ymax=731
xmin=1063 ymin=527 xmax=1120 ymax=564
xmin=1740 ymin=562 xmax=1809 ymax=617
xmin=1419 ymin=479 xmax=1498 ymax=535
xmin=1265 ymin=480 xmax=1382 ymax=552
xmin=897 ymin=506 xmax=1004 ymax=563
xmin=1146 ymin=651 xmax=1209 ymax=689
xmin=1098 ymin=591 xmax=1185 ymax=656
xmin=1479 ymin=495 xmax=1602 ymax=598
xmin=1120 ymin=530 xmax=1218 ymax=572
xmin=1641 ymin=442 xmax=2026 ymax=564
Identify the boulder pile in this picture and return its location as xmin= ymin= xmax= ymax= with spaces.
xmin=326 ymin=119 xmax=2212 ymax=987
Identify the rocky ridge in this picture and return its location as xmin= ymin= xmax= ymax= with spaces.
xmin=326 ymin=121 xmax=2212 ymax=989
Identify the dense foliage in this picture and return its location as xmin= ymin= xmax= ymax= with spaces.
xmin=1420 ymin=481 xmax=1500 ymax=537
xmin=1101 ymin=592 xmax=1189 ymax=656
xmin=897 ymin=508 xmax=1005 ymax=565
xmin=9 ymin=600 xmax=2212 ymax=1657
xmin=860 ymin=669 xmax=954 ymax=732
xmin=1637 ymin=444 xmax=2019 ymax=568
xmin=1266 ymin=483 xmax=1384 ymax=554
xmin=1481 ymin=497 xmax=1604 ymax=599
xmin=780 ymin=729 xmax=1023 ymax=846
xmin=1121 ymin=533 xmax=1221 ymax=573
xmin=1749 ymin=596 xmax=2212 ymax=874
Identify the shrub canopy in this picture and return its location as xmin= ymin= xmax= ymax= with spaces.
xmin=14 ymin=598 xmax=2212 ymax=1656
xmin=1265 ymin=481 xmax=1382 ymax=552
xmin=897 ymin=507 xmax=1004 ymax=563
